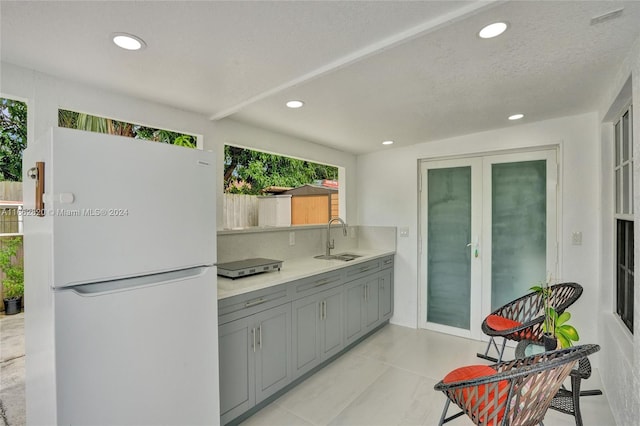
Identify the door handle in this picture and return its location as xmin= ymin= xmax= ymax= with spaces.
xmin=466 ymin=236 xmax=479 ymax=258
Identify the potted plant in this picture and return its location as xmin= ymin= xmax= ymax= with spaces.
xmin=543 ymin=306 xmax=580 ymax=348
xmin=530 ymin=280 xmax=580 ymax=349
xmin=0 ymin=237 xmax=24 ymax=315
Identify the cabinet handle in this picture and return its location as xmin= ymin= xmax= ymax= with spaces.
xmin=319 ymin=301 xmax=323 ymax=320
xmin=323 ymin=301 xmax=327 ymax=320
xmin=245 ymin=297 xmax=266 ymax=308
xmin=313 ymin=278 xmax=331 ymax=287
xmin=258 ymin=326 xmax=262 ymax=349
xmin=252 ymin=328 xmax=256 ymax=353
xmin=384 ymin=259 xmax=393 ymax=265
xmin=359 ymin=266 xmax=374 ymax=273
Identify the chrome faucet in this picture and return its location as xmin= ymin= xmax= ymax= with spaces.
xmin=326 ymin=217 xmax=347 ymax=257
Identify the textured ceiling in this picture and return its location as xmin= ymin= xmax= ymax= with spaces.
xmin=2 ymin=1 xmax=639 ymax=154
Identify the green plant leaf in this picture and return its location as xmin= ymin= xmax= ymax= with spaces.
xmin=0 ymin=236 xmax=24 ymax=298
xmin=556 ymin=311 xmax=571 ymax=326
xmin=557 ymin=333 xmax=571 ymax=348
xmin=558 ymin=325 xmax=579 ymax=342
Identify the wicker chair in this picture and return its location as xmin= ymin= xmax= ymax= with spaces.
xmin=435 ymin=344 xmax=600 ymax=426
xmin=477 ymin=283 xmax=583 ymax=362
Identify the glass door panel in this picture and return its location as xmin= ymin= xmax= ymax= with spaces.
xmin=426 ymin=166 xmax=472 ymax=329
xmin=490 ymin=160 xmax=547 ymax=310
xmin=420 ymin=149 xmax=557 ymax=341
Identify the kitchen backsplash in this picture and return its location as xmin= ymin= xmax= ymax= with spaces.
xmin=217 ymin=225 xmax=396 ymax=263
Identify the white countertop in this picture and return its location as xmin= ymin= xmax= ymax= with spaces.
xmin=217 ymin=249 xmax=395 ymax=300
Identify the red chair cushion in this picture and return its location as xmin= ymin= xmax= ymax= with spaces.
xmin=486 ymin=314 xmax=522 ymax=331
xmin=443 ymin=364 xmax=499 ymax=383
xmin=443 ymin=365 xmax=509 ymax=425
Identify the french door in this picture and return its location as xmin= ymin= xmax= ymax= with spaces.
xmin=419 ymin=149 xmax=558 ymax=339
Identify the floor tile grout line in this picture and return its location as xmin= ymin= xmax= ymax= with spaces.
xmin=276 ymin=352 xmax=393 ymax=426
xmin=353 ymin=352 xmax=444 ymax=382
xmin=271 ymin=402 xmax=323 ymax=426
xmin=0 ymin=355 xmax=25 ymax=365
xmin=0 ymin=398 xmax=10 ymax=426
xmin=322 ymin=355 xmax=395 ymax=426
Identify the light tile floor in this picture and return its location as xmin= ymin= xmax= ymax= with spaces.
xmin=240 ymin=324 xmax=616 ymax=426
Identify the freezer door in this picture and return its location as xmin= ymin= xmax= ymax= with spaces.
xmin=54 ymin=267 xmax=219 ymax=425
xmin=44 ymin=127 xmax=216 ymax=288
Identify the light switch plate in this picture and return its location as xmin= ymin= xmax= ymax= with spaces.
xmin=289 ymin=232 xmax=295 ymax=246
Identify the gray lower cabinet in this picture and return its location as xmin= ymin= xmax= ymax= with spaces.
xmin=219 ymin=255 xmax=394 ymax=424
xmin=379 ymin=265 xmax=393 ymax=321
xmin=292 ymin=286 xmax=343 ymax=378
xmin=219 ymin=303 xmax=292 ymax=425
xmin=219 ymin=316 xmax=254 ymax=424
xmin=344 ymin=273 xmax=380 ymax=346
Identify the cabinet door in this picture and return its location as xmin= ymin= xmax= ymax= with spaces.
xmin=219 ymin=318 xmax=255 ymax=425
xmin=254 ymin=303 xmax=292 ymax=404
xmin=321 ymin=287 xmax=344 ymax=360
xmin=292 ymin=294 xmax=322 ymax=377
xmin=344 ymin=279 xmax=365 ymax=345
xmin=379 ymin=267 xmax=393 ymax=321
xmin=364 ymin=276 xmax=380 ymax=330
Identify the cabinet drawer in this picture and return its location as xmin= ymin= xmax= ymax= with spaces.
xmin=218 ymin=284 xmax=290 ymax=324
xmin=293 ymin=271 xmax=343 ymax=299
xmin=380 ymin=256 xmax=394 ymax=270
xmin=344 ymin=259 xmax=380 ymax=282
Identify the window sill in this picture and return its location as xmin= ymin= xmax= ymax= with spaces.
xmin=217 ymin=224 xmax=334 ymax=236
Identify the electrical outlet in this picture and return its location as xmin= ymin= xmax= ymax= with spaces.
xmin=349 ymin=227 xmax=357 ymax=238
xmin=571 ymin=231 xmax=582 ymax=246
xmin=399 ymin=227 xmax=409 ymax=238
xmin=289 ymin=232 xmax=295 ymax=246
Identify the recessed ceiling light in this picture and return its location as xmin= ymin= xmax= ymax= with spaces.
xmin=112 ymin=33 xmax=146 ymax=51
xmin=478 ymin=22 xmax=508 ymax=39
xmin=382 ymin=140 xmax=394 ymax=145
xmin=286 ymin=100 xmax=305 ymax=109
xmin=508 ymin=113 xmax=524 ymax=120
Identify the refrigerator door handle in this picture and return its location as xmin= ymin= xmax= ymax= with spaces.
xmin=28 ymin=162 xmax=46 ymax=216
xmin=62 ymin=267 xmax=209 ymax=296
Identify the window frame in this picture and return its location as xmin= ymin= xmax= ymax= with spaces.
xmin=613 ymin=102 xmax=634 ymax=334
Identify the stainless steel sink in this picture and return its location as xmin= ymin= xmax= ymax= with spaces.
xmin=314 ymin=253 xmax=362 ymax=262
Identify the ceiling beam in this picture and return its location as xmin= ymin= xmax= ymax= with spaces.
xmin=209 ymin=0 xmax=505 ymax=121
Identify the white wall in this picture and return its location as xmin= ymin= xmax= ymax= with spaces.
xmin=0 ymin=62 xmax=217 ymax=153
xmin=1 ymin=61 xmax=225 ymax=424
xmin=357 ymin=112 xmax=602 ymax=350
xmin=0 ymin=61 xmax=357 ymax=231
xmin=597 ymin=33 xmax=640 ymax=426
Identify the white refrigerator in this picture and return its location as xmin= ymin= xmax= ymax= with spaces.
xmin=23 ymin=127 xmax=220 ymax=425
